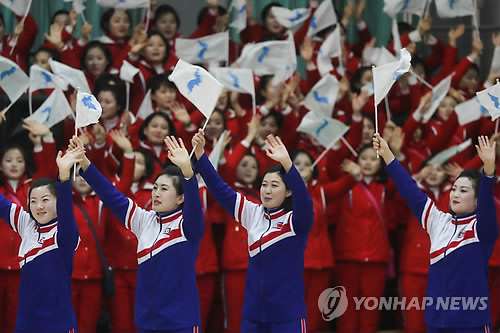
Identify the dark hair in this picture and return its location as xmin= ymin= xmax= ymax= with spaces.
xmin=411 ymin=55 xmax=428 ymax=77
xmin=0 ymin=12 xmax=4 ymax=26
xmin=154 ymin=165 xmax=185 ymax=208
xmin=456 ymin=169 xmax=481 ymax=198
xmin=51 ymin=9 xmax=69 ymax=25
xmin=80 ymin=41 xmax=113 ymax=73
xmin=116 ymin=148 xmax=155 ymax=184
xmin=290 ymin=149 xmax=318 ymax=180
xmin=28 ymin=178 xmax=57 ymax=220
xmin=260 ymin=32 xmax=283 ymax=42
xmin=256 ymin=75 xmax=274 ymax=105
xmin=32 ymin=47 xmax=61 ymax=63
xmin=0 ymin=144 xmax=31 ymax=185
xmin=146 ymin=31 xmax=170 ymax=63
xmin=237 ymin=153 xmax=261 ymax=186
xmin=356 ymin=144 xmax=388 ymax=183
xmin=203 ymin=108 xmax=226 ymax=130
xmin=139 ymin=112 xmax=177 ymax=142
xmin=261 ymin=2 xmax=282 ymax=23
xmin=154 ymin=4 xmax=180 ymax=29
xmin=262 ymin=110 xmax=283 ymax=130
xmin=262 ymin=165 xmax=293 ymax=212
xmin=100 ymin=8 xmax=132 ymax=35
xmin=197 ymin=5 xmax=227 ymax=26
xmin=468 ymin=63 xmax=480 ymax=76
xmin=351 ymin=66 xmax=372 ymax=93
xmin=93 ymin=73 xmax=126 ymax=115
xmin=147 ymin=73 xmax=176 ymax=94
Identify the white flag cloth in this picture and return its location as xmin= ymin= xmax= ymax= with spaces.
xmin=373 ymin=48 xmax=411 ymax=105
xmin=297 ymin=111 xmax=349 ymax=149
xmin=76 ymin=90 xmax=102 ymax=128
xmin=454 ymin=97 xmax=485 ymax=125
xmin=66 ymin=0 xmax=86 ymax=13
xmin=477 ymin=83 xmax=500 ymax=121
xmin=229 ymin=0 xmax=247 ymax=31
xmin=237 ymin=40 xmax=296 ymax=76
xmin=175 ymin=32 xmax=229 ymax=64
xmin=421 ymin=75 xmax=452 ymax=123
xmin=209 ymin=130 xmax=228 ymax=171
xmin=0 ymin=0 xmax=30 ymax=16
xmin=49 ymin=58 xmax=91 ymax=93
xmin=317 ymin=26 xmax=343 ymax=76
xmin=362 ymin=47 xmax=397 ymax=66
xmin=25 ymin=89 xmax=72 ymax=128
xmin=0 ymin=55 xmax=29 ymax=104
xmin=304 ymin=74 xmax=339 ymax=118
xmin=136 ymin=89 xmax=154 ymax=120
xmin=435 ymin=0 xmax=475 ymax=18
xmin=168 ymin=59 xmax=224 ymax=119
xmin=119 ymin=60 xmax=140 ymax=83
xmin=271 ymin=7 xmax=310 ymax=29
xmin=96 ymin=0 xmax=149 ymax=9
xmin=209 ymin=67 xmax=254 ymax=95
xmin=383 ymin=0 xmax=427 ymax=17
xmin=428 ymin=139 xmax=472 ymax=166
xmin=271 ymin=33 xmax=297 ymax=86
xmin=29 ymin=65 xmax=68 ymax=92
xmin=361 ymin=82 xmax=374 ymax=97
xmin=306 ymin=0 xmax=337 ymax=37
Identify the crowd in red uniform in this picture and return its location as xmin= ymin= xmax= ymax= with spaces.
xmin=0 ymin=0 xmax=499 ymax=332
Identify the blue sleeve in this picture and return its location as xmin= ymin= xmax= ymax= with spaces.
xmin=193 ymin=153 xmax=238 ymax=218
xmin=0 ymin=192 xmax=14 ymax=230
xmin=385 ymin=159 xmax=430 ymax=227
xmin=281 ymin=164 xmax=314 ymax=235
xmin=80 ymin=163 xmax=130 ymax=224
xmin=56 ymin=180 xmax=79 ymax=250
xmin=181 ymin=175 xmax=205 ymax=241
xmin=476 ymin=173 xmax=499 ymax=243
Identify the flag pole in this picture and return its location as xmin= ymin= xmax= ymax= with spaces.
xmin=340 ymin=137 xmax=358 ymax=158
xmin=372 ymin=65 xmax=379 ymax=158
xmin=1 ymin=101 xmax=16 ymax=116
xmin=384 ymin=96 xmax=391 ymax=121
xmin=312 ymin=139 xmax=338 ymax=169
xmin=251 ymin=92 xmax=256 ymax=115
xmin=28 ymin=89 xmax=33 ymax=115
xmin=189 ymin=120 xmax=209 ymax=159
xmin=495 ymin=79 xmax=500 ymax=134
xmin=410 ymin=69 xmax=433 ymax=89
xmin=125 ymin=82 xmax=130 ymax=112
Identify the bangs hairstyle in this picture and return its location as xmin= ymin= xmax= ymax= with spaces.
xmin=197 ymin=6 xmax=227 ymax=26
xmin=139 ymin=112 xmax=177 ymax=141
xmin=117 ymin=148 xmax=155 ymax=184
xmin=154 ymin=4 xmax=180 ymax=28
xmin=28 ymin=178 xmax=57 ymax=220
xmin=261 ymin=2 xmax=282 ymax=23
xmin=351 ymin=66 xmax=372 ymax=94
xmin=0 ymin=144 xmax=32 ymax=185
xmin=262 ymin=165 xmax=293 ymax=212
xmin=32 ymin=47 xmax=61 ymax=63
xmin=238 ymin=153 xmax=261 ymax=187
xmin=147 ymin=31 xmax=170 ymax=62
xmin=50 ymin=9 xmax=69 ymax=24
xmin=455 ymin=168 xmax=481 ymax=198
xmin=147 ymin=72 xmax=176 ymax=93
xmin=155 ymin=165 xmax=185 ymax=208
xmin=256 ymin=75 xmax=273 ymax=105
xmin=100 ymin=8 xmax=132 ymax=34
xmin=81 ymin=41 xmax=113 ymax=72
xmin=290 ymin=149 xmax=318 ymax=180
xmin=356 ymin=144 xmax=388 ymax=183
xmin=93 ymin=73 xmax=127 ymax=115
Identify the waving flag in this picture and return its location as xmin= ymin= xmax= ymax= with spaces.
xmin=209 ymin=67 xmax=254 ymax=95
xmin=304 ymin=74 xmax=339 ymax=118
xmin=119 ymin=60 xmax=139 ymax=83
xmin=76 ymin=90 xmax=102 ymax=128
xmin=136 ymin=89 xmax=154 ymax=120
xmin=383 ymin=0 xmax=427 ymax=17
xmin=428 ymin=139 xmax=472 ymax=166
xmin=477 ymin=82 xmax=500 ymax=120
xmin=317 ymin=26 xmax=343 ymax=76
xmin=421 ymin=74 xmax=452 ymax=123
xmin=25 ymin=89 xmax=72 ymax=128
xmin=49 ymin=58 xmax=90 ymax=93
xmin=30 ymin=65 xmax=68 ymax=92
xmin=0 ymin=56 xmax=29 ymax=106
xmin=271 ymin=7 xmax=310 ymax=29
xmin=373 ymin=48 xmax=411 ymax=105
xmin=435 ymin=0 xmax=474 ymax=18
xmin=297 ymin=111 xmax=349 ymax=149
xmin=175 ymin=32 xmax=229 ymax=64
xmin=168 ymin=59 xmax=224 ymax=120
xmin=306 ymin=0 xmax=337 ymax=37
xmin=0 ymin=0 xmax=30 ymax=16
xmin=229 ymin=0 xmax=247 ymax=31
xmin=237 ymin=40 xmax=296 ymax=76
xmin=65 ymin=0 xmax=86 ymax=14
xmin=454 ymin=97 xmax=485 ymax=125
xmin=96 ymin=0 xmax=149 ymax=9
xmin=362 ymin=47 xmax=397 ymax=66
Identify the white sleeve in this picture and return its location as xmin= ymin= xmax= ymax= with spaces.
xmin=234 ymin=192 xmax=261 ymax=231
xmin=123 ymin=198 xmax=156 ymax=238
xmin=9 ymin=203 xmax=36 ymax=239
xmin=420 ymin=197 xmax=449 ymax=237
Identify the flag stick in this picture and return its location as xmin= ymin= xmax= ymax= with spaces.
xmin=73 ymin=125 xmax=77 ymax=181
xmin=189 ymin=121 xmax=209 ymax=159
xmin=251 ymin=92 xmax=256 ymax=115
xmin=144 ymin=7 xmax=151 ymax=34
xmin=496 ymin=119 xmax=499 ymax=135
xmin=1 ymin=101 xmax=15 ymax=116
xmin=472 ymin=0 xmax=480 ymax=37
xmin=80 ymin=12 xmax=88 ymax=25
xmin=311 ymin=139 xmax=337 ymax=169
xmin=340 ymin=137 xmax=358 ymax=158
xmin=372 ymin=65 xmax=379 ymax=158
xmin=125 ymin=82 xmax=130 ymax=112
xmin=410 ymin=69 xmax=433 ymax=89
xmin=28 ymin=89 xmax=33 ymax=115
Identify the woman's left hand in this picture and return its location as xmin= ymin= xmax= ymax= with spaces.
xmin=265 ymin=134 xmax=292 ymax=172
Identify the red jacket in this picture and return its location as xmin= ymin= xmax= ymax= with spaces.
xmin=196 ymin=187 xmax=219 ymax=275
xmin=0 ymin=14 xmax=38 ymax=71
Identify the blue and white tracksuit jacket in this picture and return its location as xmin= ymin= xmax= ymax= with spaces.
xmin=81 ymin=163 xmax=204 ymax=331
xmin=194 ymin=153 xmax=314 ymax=322
xmin=386 ymin=159 xmax=498 ymax=328
xmin=0 ymin=180 xmax=78 ymax=333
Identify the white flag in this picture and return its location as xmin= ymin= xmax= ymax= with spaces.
xmin=304 ymin=74 xmax=339 ymax=118
xmin=76 ymin=90 xmax=102 ymax=128
xmin=383 ymin=0 xmax=427 ymax=17
xmin=96 ymin=0 xmax=149 ymax=9
xmin=136 ymin=89 xmax=154 ymax=120
xmin=209 ymin=67 xmax=254 ymax=95
xmin=0 ymin=55 xmax=29 ymax=104
xmin=317 ymin=26 xmax=343 ymax=76
xmin=454 ymin=97 xmax=484 ymax=125
xmin=236 ymin=40 xmax=296 ymax=76
xmin=271 ymin=7 xmax=310 ymax=29
xmin=271 ymin=33 xmax=297 ymax=86
xmin=362 ymin=47 xmax=397 ymax=66
xmin=306 ymin=0 xmax=337 ymax=37
xmin=0 ymin=0 xmax=30 ymax=16
xmin=175 ymin=32 xmax=229 ymax=64
xmin=119 ymin=60 xmax=140 ymax=83
xmin=209 ymin=130 xmax=229 ymax=171
xmin=229 ymin=0 xmax=247 ymax=31
xmin=49 ymin=58 xmax=91 ymax=93
xmin=421 ymin=75 xmax=452 ymax=123
xmin=477 ymin=83 xmax=500 ymax=120
xmin=373 ymin=48 xmax=411 ymax=105
xmin=168 ymin=59 xmax=224 ymax=119
xmin=66 ymin=0 xmax=86 ymax=14
xmin=435 ymin=0 xmax=474 ymax=18
xmin=297 ymin=111 xmax=349 ymax=149
xmin=428 ymin=139 xmax=472 ymax=166
xmin=25 ymin=89 xmax=72 ymax=128
xmin=361 ymin=82 xmax=374 ymax=97
xmin=30 ymin=65 xmax=68 ymax=92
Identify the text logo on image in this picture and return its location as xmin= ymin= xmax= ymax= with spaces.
xmin=318 ymin=286 xmax=348 ymax=321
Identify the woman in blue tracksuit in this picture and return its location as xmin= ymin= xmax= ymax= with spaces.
xmin=191 ymin=130 xmax=314 ymax=333
xmin=373 ymin=134 xmax=498 ymax=333
xmin=0 ymin=148 xmax=83 ymax=333
xmin=70 ymin=135 xmax=204 ymax=333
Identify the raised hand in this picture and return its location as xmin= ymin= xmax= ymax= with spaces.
xmin=68 ymin=135 xmax=91 ymax=171
xmin=341 ymin=159 xmax=361 ymax=180
xmin=448 ymin=24 xmax=465 ymax=47
xmin=265 ymin=135 xmax=292 ymax=172
xmin=443 ymin=162 xmax=463 ymax=181
xmin=81 ymin=23 xmax=93 ymax=41
xmin=191 ymin=129 xmax=206 ymax=160
xmin=56 ymin=147 xmax=86 ymax=181
xmin=45 ymin=24 xmax=64 ymax=49
xmin=164 ymin=136 xmax=193 ymax=178
xmin=0 ymin=112 xmax=6 ymax=125
xmin=245 ymin=113 xmax=262 ymax=143
xmin=352 ymin=91 xmax=369 ymax=114
xmin=476 ymin=136 xmax=496 ymax=176
xmin=110 ymin=129 xmax=133 ymax=153
xmin=418 ymin=14 xmax=432 ymax=37
xmin=23 ymin=120 xmax=51 ymax=137
xmin=171 ymin=102 xmax=192 ymax=126
xmin=300 ymin=37 xmax=314 ymax=64
xmin=372 ymin=133 xmax=394 ymax=165
xmin=492 ymin=32 xmax=500 ymax=47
